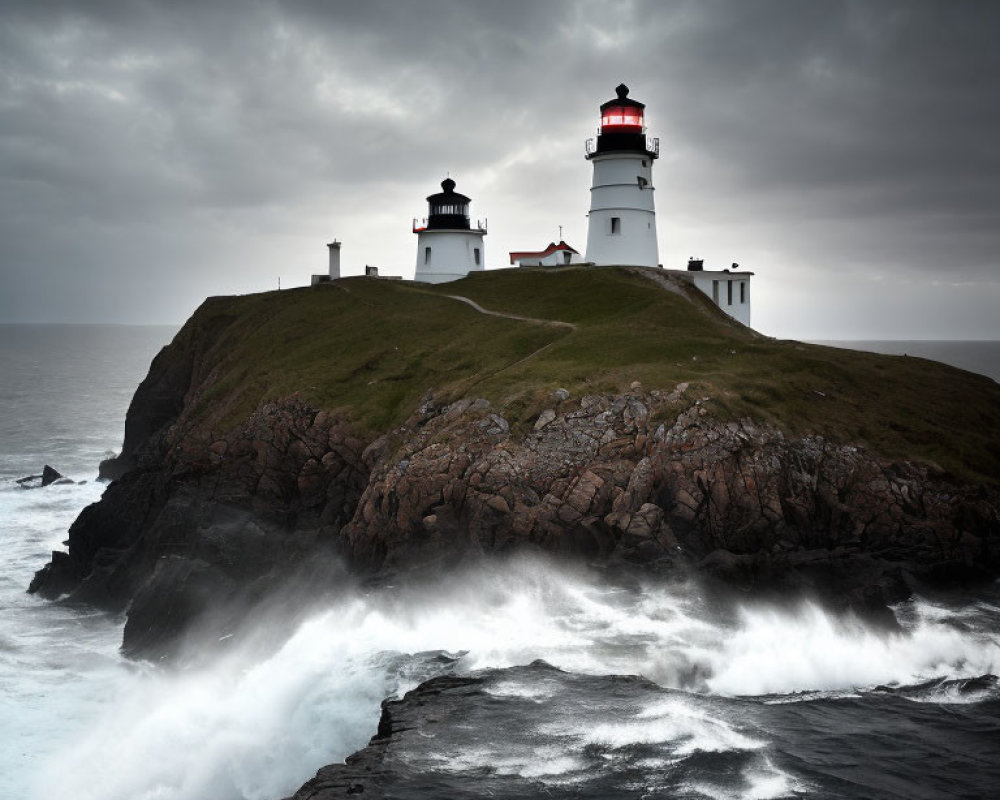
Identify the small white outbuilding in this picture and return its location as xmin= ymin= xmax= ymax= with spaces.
xmin=509 ymin=241 xmax=583 ymax=267
xmin=682 ymin=258 xmax=753 ymax=327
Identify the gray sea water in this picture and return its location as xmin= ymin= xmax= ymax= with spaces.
xmin=812 ymin=340 xmax=1000 ymax=383
xmin=1 ymin=327 xmax=998 ymax=800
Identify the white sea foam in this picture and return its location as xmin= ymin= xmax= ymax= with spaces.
xmin=700 ymin=601 xmax=1000 ymax=696
xmin=430 ymin=745 xmax=586 ymax=779
xmin=581 ymin=696 xmax=762 ymax=754
xmin=486 ymin=679 xmax=558 ymax=700
xmin=688 ymin=755 xmax=805 ymax=800
xmin=5 ymin=530 xmax=998 ymax=800
xmin=16 ymin=558 xmax=1000 ymax=799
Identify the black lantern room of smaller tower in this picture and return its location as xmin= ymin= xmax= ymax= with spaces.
xmin=425 ymin=178 xmax=471 ymax=230
xmin=588 ymin=84 xmax=658 ymax=160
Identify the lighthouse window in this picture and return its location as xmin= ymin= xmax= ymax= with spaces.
xmin=601 ymin=108 xmax=643 ymax=128
xmin=610 ymin=216 xmax=621 ymax=235
xmin=712 ymin=280 xmax=720 ymax=304
xmin=727 ymin=281 xmax=733 ymax=306
xmin=474 ymin=248 xmax=481 ymax=265
xmin=432 ymin=203 xmax=467 ymax=216
xmin=740 ymin=282 xmax=747 ymax=303
xmin=424 ymin=246 xmax=431 ymax=265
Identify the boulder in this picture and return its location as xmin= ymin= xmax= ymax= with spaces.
xmin=41 ymin=465 xmax=63 ymax=486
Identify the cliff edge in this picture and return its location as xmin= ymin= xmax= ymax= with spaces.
xmin=29 ymin=267 xmax=1000 ymax=657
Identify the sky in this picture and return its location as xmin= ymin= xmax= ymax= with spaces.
xmin=1 ymin=0 xmax=998 ymax=338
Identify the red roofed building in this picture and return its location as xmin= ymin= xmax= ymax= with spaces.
xmin=509 ymin=241 xmax=583 ymax=267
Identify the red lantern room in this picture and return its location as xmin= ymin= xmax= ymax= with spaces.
xmin=600 ymin=83 xmax=645 ymax=133
xmin=586 ymin=83 xmax=658 ymax=160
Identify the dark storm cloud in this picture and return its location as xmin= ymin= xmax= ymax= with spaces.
xmin=0 ymin=0 xmax=997 ymax=334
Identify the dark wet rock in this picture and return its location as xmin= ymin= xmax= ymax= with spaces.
xmin=958 ymin=674 xmax=998 ymax=694
xmin=284 ymin=660 xmax=1000 ymax=800
xmin=280 ymin=660 xmax=755 ymax=800
xmin=27 ymin=550 xmax=80 ymax=598
xmin=872 ymin=673 xmax=998 ymax=700
xmin=121 ymin=556 xmax=235 ymax=660
xmin=42 ymin=465 xmax=64 ymax=486
xmin=282 ymin=674 xmax=489 ymax=800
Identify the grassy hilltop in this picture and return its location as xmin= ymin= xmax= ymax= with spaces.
xmin=172 ymin=267 xmax=999 ymax=482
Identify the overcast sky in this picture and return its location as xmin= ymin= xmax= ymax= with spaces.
xmin=1 ymin=0 xmax=998 ymax=338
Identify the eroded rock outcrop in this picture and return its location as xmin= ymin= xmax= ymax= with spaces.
xmin=30 ymin=395 xmax=371 ymax=658
xmin=30 ymin=367 xmax=999 ymax=656
xmin=341 ymin=384 xmax=998 ymax=610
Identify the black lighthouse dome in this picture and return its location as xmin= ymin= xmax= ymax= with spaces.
xmin=425 ymin=178 xmax=471 ymax=230
xmin=587 ymin=83 xmax=658 ymax=160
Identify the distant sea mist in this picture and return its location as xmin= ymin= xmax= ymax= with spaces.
xmin=811 ymin=340 xmax=1000 ymax=383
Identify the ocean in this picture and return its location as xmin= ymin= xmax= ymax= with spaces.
xmin=2 ymin=327 xmax=998 ymax=800
xmin=811 ymin=340 xmax=1000 ymax=383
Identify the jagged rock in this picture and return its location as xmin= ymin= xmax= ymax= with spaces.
xmin=121 ymin=556 xmax=236 ymax=660
xmin=282 ymin=661 xmax=682 ymax=800
xmin=534 ymin=408 xmax=556 ymax=431
xmin=27 ymin=551 xmax=80 ymax=598
xmin=16 ymin=465 xmax=67 ymax=489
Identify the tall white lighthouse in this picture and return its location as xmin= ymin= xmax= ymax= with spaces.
xmin=413 ymin=178 xmax=487 ymax=284
xmin=584 ymin=84 xmax=660 ymax=267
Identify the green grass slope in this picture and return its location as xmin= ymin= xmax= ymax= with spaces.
xmin=170 ymin=267 xmax=1000 ymax=482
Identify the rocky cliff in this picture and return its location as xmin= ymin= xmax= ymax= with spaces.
xmin=28 ymin=268 xmax=1000 ymax=656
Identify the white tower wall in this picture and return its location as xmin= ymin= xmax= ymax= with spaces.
xmin=327 ymin=241 xmax=341 ymax=279
xmin=414 ymin=230 xmax=486 ymax=284
xmin=585 ymin=153 xmax=659 ymax=267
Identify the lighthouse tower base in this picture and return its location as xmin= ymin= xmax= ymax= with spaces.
xmin=585 ymin=152 xmax=658 ymax=268
xmin=414 ymin=230 xmax=486 ymax=284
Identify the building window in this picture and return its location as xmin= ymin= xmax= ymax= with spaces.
xmin=424 ymin=246 xmax=431 ymax=265
xmin=712 ymin=280 xmax=720 ymax=304
xmin=740 ymin=282 xmax=747 ymax=303
xmin=610 ymin=216 xmax=621 ymax=235
xmin=563 ymin=251 xmax=572 ymax=264
xmin=474 ymin=247 xmax=480 ymax=266
xmin=727 ymin=281 xmax=733 ymax=306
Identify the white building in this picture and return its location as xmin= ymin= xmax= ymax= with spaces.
xmin=311 ymin=239 xmax=341 ymax=285
xmin=584 ymin=84 xmax=659 ymax=268
xmin=509 ymin=241 xmax=583 ymax=267
xmin=413 ymin=178 xmax=487 ymax=284
xmin=681 ymin=259 xmax=753 ymax=327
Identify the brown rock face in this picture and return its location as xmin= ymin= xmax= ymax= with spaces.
xmin=341 ymin=387 xmax=999 ymax=609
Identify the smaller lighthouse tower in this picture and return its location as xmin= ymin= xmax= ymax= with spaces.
xmin=413 ymin=178 xmax=487 ymax=284
xmin=584 ymin=84 xmax=659 ymax=267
